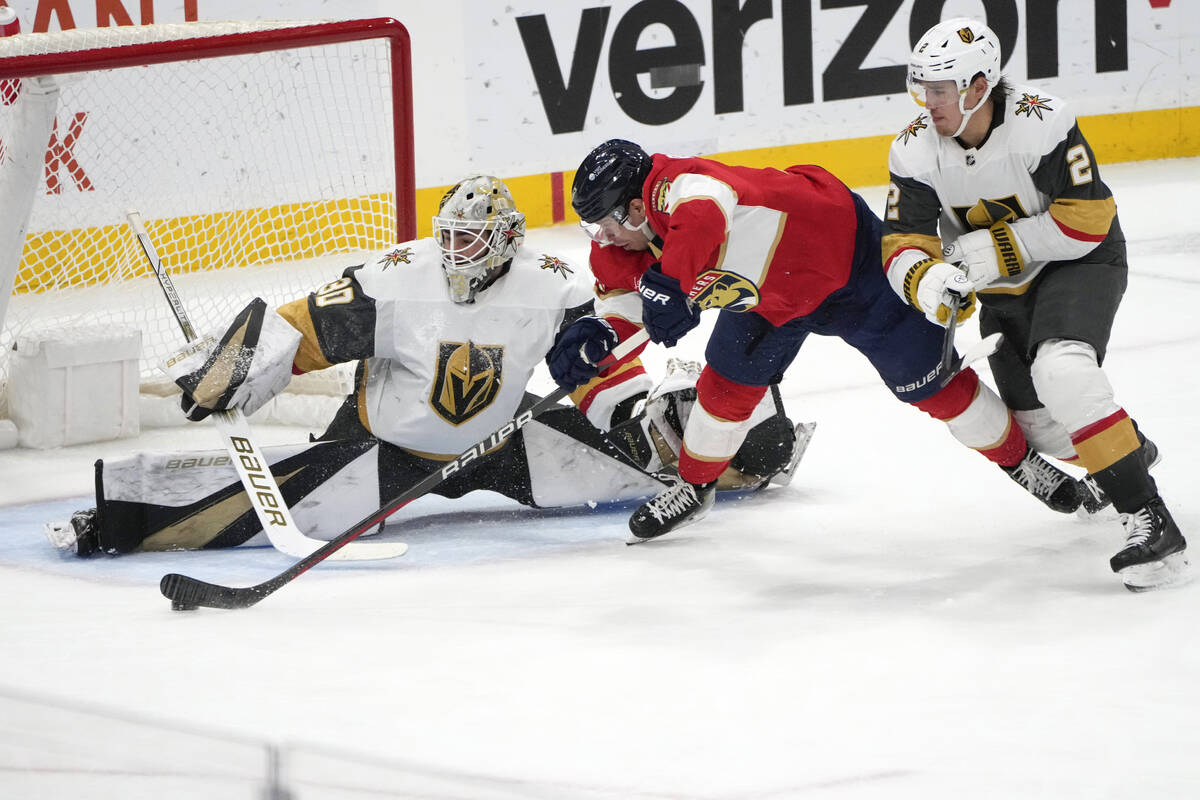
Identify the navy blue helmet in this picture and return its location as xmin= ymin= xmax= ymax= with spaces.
xmin=571 ymin=139 xmax=652 ymax=224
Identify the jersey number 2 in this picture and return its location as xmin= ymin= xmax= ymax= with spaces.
xmin=1066 ymin=145 xmax=1092 ymax=186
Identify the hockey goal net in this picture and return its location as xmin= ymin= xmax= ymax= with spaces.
xmin=0 ymin=18 xmax=414 ymax=427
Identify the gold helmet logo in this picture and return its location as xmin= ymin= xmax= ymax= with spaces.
xmin=430 ymin=341 xmax=504 ymax=425
xmin=957 ymin=27 xmax=975 ymax=44
xmin=690 ymin=270 xmax=760 ymax=312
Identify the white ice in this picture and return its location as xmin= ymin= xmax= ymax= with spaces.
xmin=1 ymin=158 xmax=1198 ymax=799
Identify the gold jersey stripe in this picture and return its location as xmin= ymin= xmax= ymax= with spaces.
xmin=277 ymin=297 xmax=335 ymax=373
xmin=1048 ymin=196 xmax=1117 ymax=239
xmin=882 ymin=232 xmax=941 ymax=265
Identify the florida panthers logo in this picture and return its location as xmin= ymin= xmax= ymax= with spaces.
xmin=430 ymin=341 xmax=504 ymax=425
xmin=652 ymin=178 xmax=672 ymax=212
xmin=689 ymin=270 xmax=760 ymax=312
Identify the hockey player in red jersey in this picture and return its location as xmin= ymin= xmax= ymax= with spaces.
xmin=883 ymin=17 xmax=1186 ymax=591
xmin=549 ymin=139 xmax=1091 ymax=544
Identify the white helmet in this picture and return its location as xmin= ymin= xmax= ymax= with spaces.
xmin=908 ymin=17 xmax=1001 ymax=136
xmin=432 ymin=176 xmax=526 ymax=303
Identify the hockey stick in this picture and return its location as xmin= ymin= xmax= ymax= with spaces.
xmin=160 ymin=329 xmax=652 ymax=610
xmin=938 ymin=331 xmax=1004 ymax=388
xmin=939 ymin=293 xmax=962 ymax=377
xmin=127 ymin=211 xmax=406 ymax=562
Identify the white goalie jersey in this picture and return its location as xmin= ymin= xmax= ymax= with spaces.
xmin=278 ymin=238 xmax=594 ymax=456
xmin=883 ymin=83 xmax=1123 ymax=294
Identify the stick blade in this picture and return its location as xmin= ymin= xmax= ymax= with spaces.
xmin=160 ymin=573 xmax=264 ymax=610
xmin=323 ymin=541 xmax=408 ymax=561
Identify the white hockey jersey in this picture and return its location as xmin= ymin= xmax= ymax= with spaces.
xmin=279 ymin=238 xmax=593 ymax=456
xmin=883 ymin=83 xmax=1122 ymax=295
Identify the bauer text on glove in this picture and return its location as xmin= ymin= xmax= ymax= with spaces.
xmin=637 ymin=265 xmax=701 ymax=347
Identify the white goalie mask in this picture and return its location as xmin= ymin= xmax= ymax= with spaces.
xmin=432 ymin=176 xmax=526 ymax=304
xmin=908 ymin=17 xmax=1001 ymax=137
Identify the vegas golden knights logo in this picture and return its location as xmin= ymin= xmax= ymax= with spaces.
xmin=952 ymin=195 xmax=1028 ymax=231
xmin=690 ymin=270 xmax=760 ymax=312
xmin=431 ymin=341 xmax=504 ymax=425
xmin=957 ymin=27 xmax=975 ymax=44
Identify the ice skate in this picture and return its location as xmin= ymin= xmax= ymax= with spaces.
xmin=1110 ymin=497 xmax=1188 ymax=591
xmin=43 ymin=509 xmax=100 ymax=557
xmin=628 ymin=478 xmax=716 ymax=544
xmin=1000 ymin=447 xmax=1085 ymax=514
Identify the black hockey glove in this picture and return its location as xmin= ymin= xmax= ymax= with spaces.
xmin=637 ymin=264 xmax=700 ymax=347
xmin=546 ymin=316 xmax=620 ymax=390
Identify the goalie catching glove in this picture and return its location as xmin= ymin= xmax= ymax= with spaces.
xmin=161 ymin=297 xmax=302 ymax=421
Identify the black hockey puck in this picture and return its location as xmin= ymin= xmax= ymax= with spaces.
xmin=171 ymin=600 xmax=198 ymax=611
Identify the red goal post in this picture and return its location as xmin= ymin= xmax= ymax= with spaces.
xmin=0 ymin=18 xmax=415 ymax=426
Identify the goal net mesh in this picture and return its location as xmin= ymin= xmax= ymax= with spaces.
xmin=0 ymin=20 xmax=412 ymax=423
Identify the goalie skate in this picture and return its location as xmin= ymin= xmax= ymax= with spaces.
xmin=44 ymin=509 xmax=100 ymax=557
xmin=1110 ymin=497 xmax=1189 ymax=592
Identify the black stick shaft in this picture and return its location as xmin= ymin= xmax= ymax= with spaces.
xmin=939 ymin=293 xmax=962 ymax=377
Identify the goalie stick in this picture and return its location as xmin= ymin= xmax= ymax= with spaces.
xmin=127 ymin=211 xmax=406 ymax=562
xmin=160 ymin=329 xmax=653 ymax=610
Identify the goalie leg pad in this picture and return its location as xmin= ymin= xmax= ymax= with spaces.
xmin=94 ymin=438 xmax=379 ymax=552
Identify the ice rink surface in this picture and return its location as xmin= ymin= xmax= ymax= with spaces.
xmin=1 ymin=158 xmax=1198 ymax=798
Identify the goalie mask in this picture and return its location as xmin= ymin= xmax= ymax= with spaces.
xmin=908 ymin=17 xmax=1001 ymax=137
xmin=433 ymin=176 xmax=526 ymax=304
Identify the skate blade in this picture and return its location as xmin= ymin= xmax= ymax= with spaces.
xmin=770 ymin=421 xmax=817 ymax=487
xmin=1120 ymin=551 xmax=1190 ymax=592
xmin=1076 ymin=504 xmax=1118 ymax=524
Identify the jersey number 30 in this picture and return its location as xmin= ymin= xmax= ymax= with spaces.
xmin=314 ymin=276 xmax=356 ymax=307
